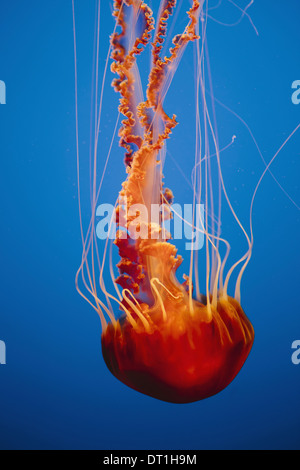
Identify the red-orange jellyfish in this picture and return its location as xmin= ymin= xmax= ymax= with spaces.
xmin=74 ymin=0 xmax=255 ymax=404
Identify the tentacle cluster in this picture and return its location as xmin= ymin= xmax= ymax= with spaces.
xmin=111 ymin=0 xmax=201 ymax=314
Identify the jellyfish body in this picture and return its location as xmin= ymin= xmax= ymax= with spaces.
xmin=102 ymin=296 xmax=253 ymax=404
xmin=76 ymin=0 xmax=255 ymax=403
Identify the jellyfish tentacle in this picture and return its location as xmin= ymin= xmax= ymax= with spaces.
xmin=111 ymin=0 xmax=155 ymax=165
xmin=109 ymin=1 xmax=201 ymax=317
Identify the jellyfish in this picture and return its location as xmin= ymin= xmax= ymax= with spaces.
xmin=74 ymin=0 xmax=255 ymax=404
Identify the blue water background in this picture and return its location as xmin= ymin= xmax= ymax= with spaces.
xmin=0 ymin=0 xmax=299 ymax=449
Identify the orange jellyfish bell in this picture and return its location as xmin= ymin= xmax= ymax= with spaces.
xmin=76 ymin=0 xmax=255 ymax=404
xmin=102 ymin=296 xmax=254 ymax=404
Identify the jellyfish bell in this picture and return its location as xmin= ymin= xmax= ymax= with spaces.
xmin=102 ymin=293 xmax=254 ymax=404
xmin=74 ymin=0 xmax=256 ymax=404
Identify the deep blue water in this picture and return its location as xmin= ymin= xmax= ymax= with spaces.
xmin=0 ymin=0 xmax=300 ymax=450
